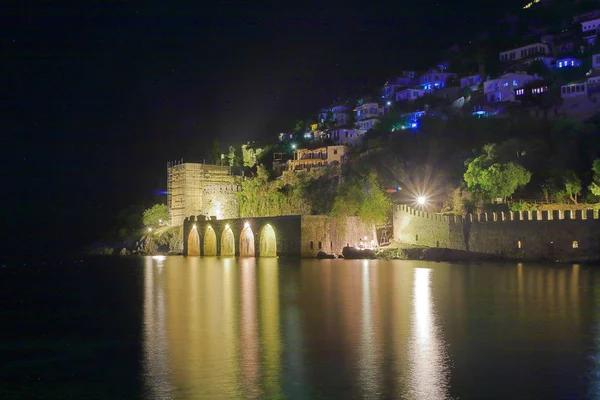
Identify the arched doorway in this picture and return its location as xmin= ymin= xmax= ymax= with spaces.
xmin=259 ymin=224 xmax=277 ymax=257
xmin=240 ymin=225 xmax=255 ymax=257
xmin=187 ymin=226 xmax=200 ymax=256
xmin=204 ymin=226 xmax=217 ymax=256
xmin=221 ymin=226 xmax=235 ymax=256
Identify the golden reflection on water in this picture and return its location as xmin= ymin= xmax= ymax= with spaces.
xmin=405 ymin=268 xmax=450 ymax=400
xmin=142 ymin=257 xmax=595 ymax=399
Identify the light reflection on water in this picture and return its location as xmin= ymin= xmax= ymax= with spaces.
xmin=405 ymin=268 xmax=450 ymax=400
xmin=141 ymin=256 xmax=600 ymax=399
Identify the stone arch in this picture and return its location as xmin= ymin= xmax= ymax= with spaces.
xmin=187 ymin=226 xmax=200 ymax=256
xmin=259 ymin=224 xmax=277 ymax=257
xmin=240 ymin=225 xmax=255 ymax=257
xmin=221 ymin=226 xmax=235 ymax=256
xmin=204 ymin=226 xmax=217 ymax=256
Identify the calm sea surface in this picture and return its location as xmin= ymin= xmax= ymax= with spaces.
xmin=2 ymin=257 xmax=600 ymax=399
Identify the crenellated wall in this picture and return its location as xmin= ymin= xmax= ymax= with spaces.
xmin=393 ymin=205 xmax=600 ymax=261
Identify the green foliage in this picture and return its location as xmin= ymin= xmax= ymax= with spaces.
xmin=142 ymin=204 xmax=168 ymax=228
xmin=237 ymin=165 xmax=311 ymax=217
xmin=509 ymin=201 xmax=537 ymax=212
xmin=242 ymin=143 xmax=262 ymax=168
xmin=562 ymin=170 xmax=582 ymax=204
xmin=464 ymin=144 xmax=532 ymax=201
xmin=589 ymin=159 xmax=600 ymax=197
xmin=228 ymin=145 xmax=237 ymax=167
xmin=330 ymin=172 xmax=391 ymax=226
xmin=212 ymin=139 xmax=220 ymax=165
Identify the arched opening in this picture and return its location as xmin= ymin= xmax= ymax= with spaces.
xmin=240 ymin=225 xmax=255 ymax=257
xmin=221 ymin=226 xmax=235 ymax=256
xmin=187 ymin=226 xmax=200 ymax=256
xmin=573 ymin=240 xmax=579 ymax=249
xmin=204 ymin=226 xmax=217 ymax=256
xmin=260 ymin=224 xmax=277 ymax=257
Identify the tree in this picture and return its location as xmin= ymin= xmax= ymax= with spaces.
xmin=464 ymin=144 xmax=532 ymax=201
xmin=227 ymin=145 xmax=237 ymax=167
xmin=562 ymin=170 xmax=581 ymax=204
xmin=330 ymin=172 xmax=391 ymax=226
xmin=242 ymin=143 xmax=262 ymax=168
xmin=211 ymin=139 xmax=220 ymax=165
xmin=589 ymin=159 xmax=600 ymax=196
xmin=142 ymin=204 xmax=168 ymax=228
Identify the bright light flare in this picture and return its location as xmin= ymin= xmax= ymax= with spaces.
xmin=417 ymin=196 xmax=427 ymax=205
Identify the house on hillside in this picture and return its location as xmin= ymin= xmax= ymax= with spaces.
xmin=287 ymin=146 xmax=348 ymax=171
xmin=484 ymin=72 xmax=541 ymax=103
xmin=329 ymin=128 xmax=364 ymax=147
xmin=395 ymin=88 xmax=425 ymax=102
xmin=555 ymin=57 xmax=582 ymax=69
xmin=381 ymin=77 xmax=414 ymax=100
xmin=318 ymin=105 xmax=350 ymax=126
xmin=419 ymin=71 xmax=457 ymax=92
xmin=593 ymin=54 xmax=600 ymax=69
xmin=560 ymin=81 xmax=587 ymax=98
xmin=499 ymin=42 xmax=553 ymax=69
xmin=581 ymin=17 xmax=600 ymax=46
xmin=460 ymin=74 xmax=482 ymax=89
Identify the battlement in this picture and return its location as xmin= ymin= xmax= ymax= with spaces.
xmin=202 ymin=184 xmax=241 ymax=193
xmin=395 ymin=204 xmax=600 ymax=223
xmin=393 ymin=204 xmax=600 ymax=261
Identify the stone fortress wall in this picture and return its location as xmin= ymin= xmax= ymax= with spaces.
xmin=183 ymin=215 xmax=374 ymax=258
xmin=393 ymin=204 xmax=600 ymax=261
xmin=201 ymin=184 xmax=241 ymax=220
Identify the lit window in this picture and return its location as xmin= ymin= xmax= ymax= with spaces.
xmin=504 ymin=82 xmax=509 ymax=87
xmin=517 ymin=240 xmax=522 ymax=249
xmin=513 ymin=80 xmax=518 ymax=86
xmin=573 ymin=241 xmax=579 ymax=249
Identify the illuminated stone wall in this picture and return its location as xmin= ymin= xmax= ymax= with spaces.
xmin=182 ymin=215 xmax=374 ymax=257
xmin=300 ymin=216 xmax=375 ymax=257
xmin=393 ymin=205 xmax=600 ymax=261
xmin=167 ymin=163 xmax=239 ymax=227
xmin=201 ymin=184 xmax=241 ymax=220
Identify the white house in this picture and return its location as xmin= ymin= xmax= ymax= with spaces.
xmin=418 ymin=71 xmax=457 ymax=91
xmin=483 ymin=73 xmax=540 ymax=103
xmin=460 ymin=74 xmax=482 ymax=89
xmin=381 ymin=77 xmax=414 ymax=99
xmin=581 ymin=17 xmax=600 ymax=45
xmin=355 ymin=102 xmax=385 ymax=120
xmin=499 ymin=42 xmax=550 ymax=62
xmin=561 ymin=82 xmax=587 ymax=98
xmin=593 ymin=54 xmax=600 ymax=69
xmin=329 ymin=128 xmax=364 ymax=146
xmin=318 ymin=105 xmax=350 ymax=126
xmin=395 ymin=88 xmax=425 ymax=101
xmin=356 ymin=118 xmax=379 ymax=131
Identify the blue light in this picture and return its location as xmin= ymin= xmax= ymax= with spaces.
xmin=411 ymin=123 xmax=417 ymax=128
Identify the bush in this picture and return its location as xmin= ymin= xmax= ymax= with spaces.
xmin=509 ymin=201 xmax=537 ymax=212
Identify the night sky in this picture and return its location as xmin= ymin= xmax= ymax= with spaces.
xmin=5 ymin=0 xmax=525 ymax=255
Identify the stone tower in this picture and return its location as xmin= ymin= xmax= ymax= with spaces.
xmin=167 ymin=161 xmax=239 ymax=227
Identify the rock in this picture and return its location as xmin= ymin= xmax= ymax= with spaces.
xmin=342 ymin=246 xmax=376 ymax=259
xmin=317 ymin=251 xmax=336 ymax=259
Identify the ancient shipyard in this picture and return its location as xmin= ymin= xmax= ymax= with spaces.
xmin=166 ymin=161 xmax=241 ymax=227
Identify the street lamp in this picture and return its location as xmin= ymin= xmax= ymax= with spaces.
xmin=417 ymin=196 xmax=427 ymax=205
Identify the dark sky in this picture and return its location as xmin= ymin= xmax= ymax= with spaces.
xmin=4 ymin=0 xmax=525 ymax=255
